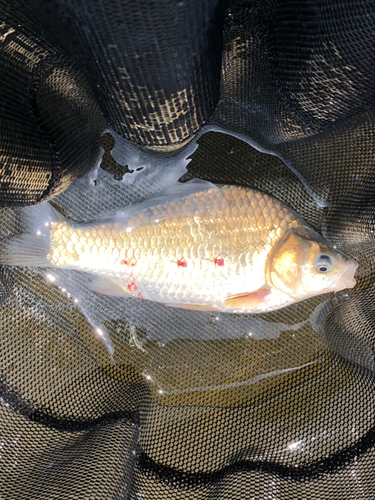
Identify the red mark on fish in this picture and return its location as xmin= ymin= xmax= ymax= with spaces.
xmin=123 ymin=259 xmax=136 ymax=266
xmin=177 ymin=259 xmax=187 ymax=268
xmin=127 ymin=282 xmax=137 ymax=292
xmin=137 ymin=292 xmax=143 ymax=298
xmin=214 ymin=258 xmax=224 ymax=266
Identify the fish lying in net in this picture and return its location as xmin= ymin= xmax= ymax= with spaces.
xmin=0 ymin=180 xmax=357 ymax=313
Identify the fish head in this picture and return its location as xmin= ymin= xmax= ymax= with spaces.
xmin=267 ymin=228 xmax=358 ymax=299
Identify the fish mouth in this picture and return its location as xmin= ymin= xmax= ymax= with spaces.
xmin=336 ymin=261 xmax=358 ymax=290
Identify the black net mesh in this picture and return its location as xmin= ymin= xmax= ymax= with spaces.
xmin=0 ymin=1 xmax=105 ymax=206
xmin=1 ymin=0 xmax=375 ymax=498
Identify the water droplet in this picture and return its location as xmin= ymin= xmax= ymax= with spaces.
xmin=209 ymin=315 xmax=219 ymax=325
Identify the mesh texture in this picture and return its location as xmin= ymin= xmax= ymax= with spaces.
xmin=0 ymin=0 xmax=375 ymax=499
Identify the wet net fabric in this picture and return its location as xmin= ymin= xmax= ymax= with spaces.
xmin=0 ymin=1 xmax=105 ymax=206
xmin=1 ymin=1 xmax=375 ymax=499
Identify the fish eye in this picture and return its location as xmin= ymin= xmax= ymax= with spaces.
xmin=314 ymin=254 xmax=333 ymax=273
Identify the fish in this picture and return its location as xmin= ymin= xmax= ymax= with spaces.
xmin=0 ymin=180 xmax=358 ymax=314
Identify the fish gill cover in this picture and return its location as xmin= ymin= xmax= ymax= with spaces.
xmin=0 ymin=0 xmax=375 ymax=499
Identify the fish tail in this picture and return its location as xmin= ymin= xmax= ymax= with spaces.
xmin=0 ymin=202 xmax=66 ymax=268
xmin=0 ymin=234 xmax=51 ymax=267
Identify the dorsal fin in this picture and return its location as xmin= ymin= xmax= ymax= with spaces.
xmin=94 ymin=179 xmax=218 ymax=226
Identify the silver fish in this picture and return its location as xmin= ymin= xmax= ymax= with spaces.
xmin=0 ymin=181 xmax=357 ymax=313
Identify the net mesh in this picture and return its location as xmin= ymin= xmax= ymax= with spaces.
xmin=0 ymin=0 xmax=375 ymax=498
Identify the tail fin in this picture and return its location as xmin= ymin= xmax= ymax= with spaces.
xmin=0 ymin=234 xmax=51 ymax=267
xmin=0 ymin=202 xmax=66 ymax=268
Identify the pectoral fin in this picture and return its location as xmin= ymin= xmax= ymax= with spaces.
xmin=165 ymin=303 xmax=217 ymax=311
xmin=224 ymin=287 xmax=271 ymax=309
